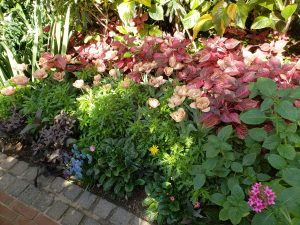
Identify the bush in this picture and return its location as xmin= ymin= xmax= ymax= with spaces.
xmin=21 ymin=80 xmax=76 ymax=123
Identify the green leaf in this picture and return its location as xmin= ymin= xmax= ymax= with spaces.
xmin=248 ymin=128 xmax=267 ymax=142
xmin=135 ymin=179 xmax=145 ymax=185
xmin=260 ymin=98 xmax=274 ymax=111
xmin=231 ymin=162 xmax=243 ymax=173
xmin=136 ymin=0 xmax=151 ymax=7
xmin=182 ymin=10 xmax=201 ymax=29
xmin=118 ymin=2 xmax=136 ymax=25
xmin=252 ymin=210 xmax=276 ymax=225
xmin=148 ymin=5 xmax=164 ymax=21
xmin=257 ymin=173 xmax=271 ymax=181
xmin=236 ymin=0 xmax=249 ymax=29
xmin=267 ymin=154 xmax=287 ymax=170
xmin=228 ymin=207 xmax=242 ymax=225
xmin=212 ymin=1 xmax=229 ymax=35
xmin=218 ymin=125 xmax=233 ymax=141
xmin=251 ymin=16 xmax=273 ymax=29
xmin=240 ymin=109 xmax=267 ymax=125
xmin=258 ymin=0 xmax=274 ymax=10
xmin=219 ymin=207 xmax=229 ymax=221
xmin=242 ymin=153 xmax=256 ymax=166
xmin=289 ymin=87 xmax=300 ymax=99
xmin=279 ymin=187 xmax=300 ymax=217
xmin=227 ymin=3 xmax=237 ymax=21
xmin=125 ymin=183 xmax=134 ymax=192
xmin=283 ymin=168 xmax=300 ymax=187
xmin=231 ymin=184 xmax=244 ymax=199
xmin=256 ymin=77 xmax=277 ymax=97
xmin=210 ymin=193 xmax=226 ymax=206
xmin=262 ymin=135 xmax=281 ymax=150
xmin=281 ymin=4 xmax=297 ymax=21
xmin=192 ymin=14 xmax=213 ymax=39
xmin=123 ymin=52 xmax=132 ymax=58
xmin=275 ymin=100 xmax=300 ymax=122
xmin=190 ymin=0 xmax=203 ymax=10
xmin=204 ymin=143 xmax=220 ymax=158
xmin=193 ymin=174 xmax=206 ymax=189
xmin=277 ymin=144 xmax=296 ymax=160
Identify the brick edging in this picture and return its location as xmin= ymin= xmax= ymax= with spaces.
xmin=0 ymin=152 xmax=151 ymax=225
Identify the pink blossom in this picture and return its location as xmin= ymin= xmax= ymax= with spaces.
xmin=73 ymin=80 xmax=85 ymax=89
xmin=193 ymin=201 xmax=201 ymax=209
xmin=1 ymin=86 xmax=16 ymax=96
xmin=11 ymin=75 xmax=30 ymax=86
xmin=90 ymin=145 xmax=95 ymax=152
xmin=169 ymin=196 xmax=175 ymax=202
xmin=248 ymin=183 xmax=276 ymax=213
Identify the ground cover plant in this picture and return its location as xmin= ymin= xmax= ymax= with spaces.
xmin=1 ymin=1 xmax=300 ymax=225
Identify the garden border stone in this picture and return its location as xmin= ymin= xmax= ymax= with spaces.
xmin=0 ymin=152 xmax=151 ymax=225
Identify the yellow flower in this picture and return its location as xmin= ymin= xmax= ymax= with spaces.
xmin=149 ymin=145 xmax=159 ymax=155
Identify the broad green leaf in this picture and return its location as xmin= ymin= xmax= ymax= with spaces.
xmin=212 ymin=1 xmax=229 ymax=35
xmin=257 ymin=173 xmax=271 ymax=181
xmin=289 ymin=87 xmax=300 ymax=99
xmin=256 ymin=77 xmax=277 ymax=97
xmin=258 ymin=0 xmax=274 ymax=10
xmin=118 ymin=2 xmax=136 ymax=25
xmin=275 ymin=0 xmax=284 ymax=10
xmin=240 ymin=109 xmax=267 ymax=125
xmin=192 ymin=14 xmax=212 ymax=39
xmin=201 ymin=1 xmax=211 ymax=13
xmin=231 ymin=162 xmax=243 ymax=173
xmin=281 ymin=4 xmax=297 ymax=21
xmin=228 ymin=207 xmax=242 ymax=225
xmin=190 ymin=0 xmax=203 ymax=10
xmin=218 ymin=125 xmax=233 ymax=141
xmin=136 ymin=0 xmax=151 ymax=7
xmin=236 ymin=0 xmax=249 ymax=29
xmin=149 ymin=5 xmax=164 ymax=21
xmin=260 ymin=98 xmax=273 ymax=111
xmin=193 ymin=174 xmax=206 ymax=189
xmin=275 ymin=100 xmax=299 ymax=122
xmin=219 ymin=207 xmax=229 ymax=221
xmin=277 ymin=144 xmax=296 ymax=160
xmin=231 ymin=184 xmax=244 ymax=199
xmin=267 ymin=154 xmax=287 ymax=170
xmin=242 ymin=153 xmax=256 ymax=166
xmin=227 ymin=3 xmax=237 ymax=21
xmin=262 ymin=135 xmax=281 ymax=150
xmin=210 ymin=193 xmax=226 ymax=206
xmin=252 ymin=210 xmax=276 ymax=225
xmin=279 ymin=187 xmax=300 ymax=217
xmin=283 ymin=168 xmax=300 ymax=187
xmin=248 ymin=128 xmax=267 ymax=142
xmin=204 ymin=143 xmax=220 ymax=158
xmin=251 ymin=16 xmax=273 ymax=29
xmin=182 ymin=10 xmax=201 ymax=29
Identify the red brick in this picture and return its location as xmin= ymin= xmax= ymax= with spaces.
xmin=0 ymin=192 xmax=14 ymax=206
xmin=0 ymin=203 xmax=18 ymax=221
xmin=0 ymin=216 xmax=14 ymax=225
xmin=34 ymin=214 xmax=59 ymax=225
xmin=10 ymin=201 xmax=38 ymax=219
xmin=15 ymin=216 xmax=38 ymax=225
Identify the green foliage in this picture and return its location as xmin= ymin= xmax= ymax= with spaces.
xmin=21 ymin=80 xmax=76 ymax=122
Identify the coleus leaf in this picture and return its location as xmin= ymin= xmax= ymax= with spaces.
xmin=199 ymin=112 xmax=220 ymax=128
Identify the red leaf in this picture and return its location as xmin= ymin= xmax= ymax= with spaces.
xmin=236 ymin=85 xmax=250 ymax=98
xmin=199 ymin=112 xmax=220 ymax=128
xmin=234 ymin=99 xmax=259 ymax=111
xmin=235 ymin=124 xmax=248 ymax=139
xmin=221 ymin=112 xmax=240 ymax=124
xmin=47 ymin=54 xmax=67 ymax=70
xmin=224 ymin=39 xmax=240 ymax=49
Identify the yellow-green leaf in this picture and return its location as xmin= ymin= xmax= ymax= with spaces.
xmin=192 ymin=14 xmax=212 ymax=39
xmin=227 ymin=3 xmax=237 ymax=21
xmin=281 ymin=4 xmax=297 ymax=21
xmin=136 ymin=0 xmax=151 ymax=7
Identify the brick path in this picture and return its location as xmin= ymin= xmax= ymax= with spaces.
xmin=0 ymin=152 xmax=150 ymax=225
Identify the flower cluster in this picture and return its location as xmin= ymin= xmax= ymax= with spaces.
xmin=64 ymin=144 xmax=92 ymax=179
xmin=248 ymin=182 xmax=276 ymax=213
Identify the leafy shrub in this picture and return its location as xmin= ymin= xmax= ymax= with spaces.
xmin=32 ymin=111 xmax=77 ymax=163
xmin=0 ymin=109 xmax=25 ymax=134
xmin=21 ymin=80 xmax=76 ymax=122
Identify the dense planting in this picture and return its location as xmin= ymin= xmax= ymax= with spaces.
xmin=1 ymin=1 xmax=300 ymax=224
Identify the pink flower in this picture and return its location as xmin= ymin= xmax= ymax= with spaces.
xmin=73 ymin=80 xmax=85 ymax=89
xmin=193 ymin=201 xmax=201 ymax=209
xmin=33 ymin=68 xmax=48 ymax=80
xmin=170 ymin=108 xmax=186 ymax=122
xmin=1 ymin=86 xmax=16 ymax=96
xmin=147 ymin=98 xmax=160 ymax=109
xmin=90 ymin=145 xmax=95 ymax=152
xmin=52 ymin=72 xmax=65 ymax=82
xmin=248 ymin=183 xmax=276 ymax=213
xmin=11 ymin=75 xmax=30 ymax=86
xmin=169 ymin=196 xmax=175 ymax=202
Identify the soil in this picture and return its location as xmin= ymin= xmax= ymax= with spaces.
xmin=0 ymin=137 xmax=148 ymax=220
